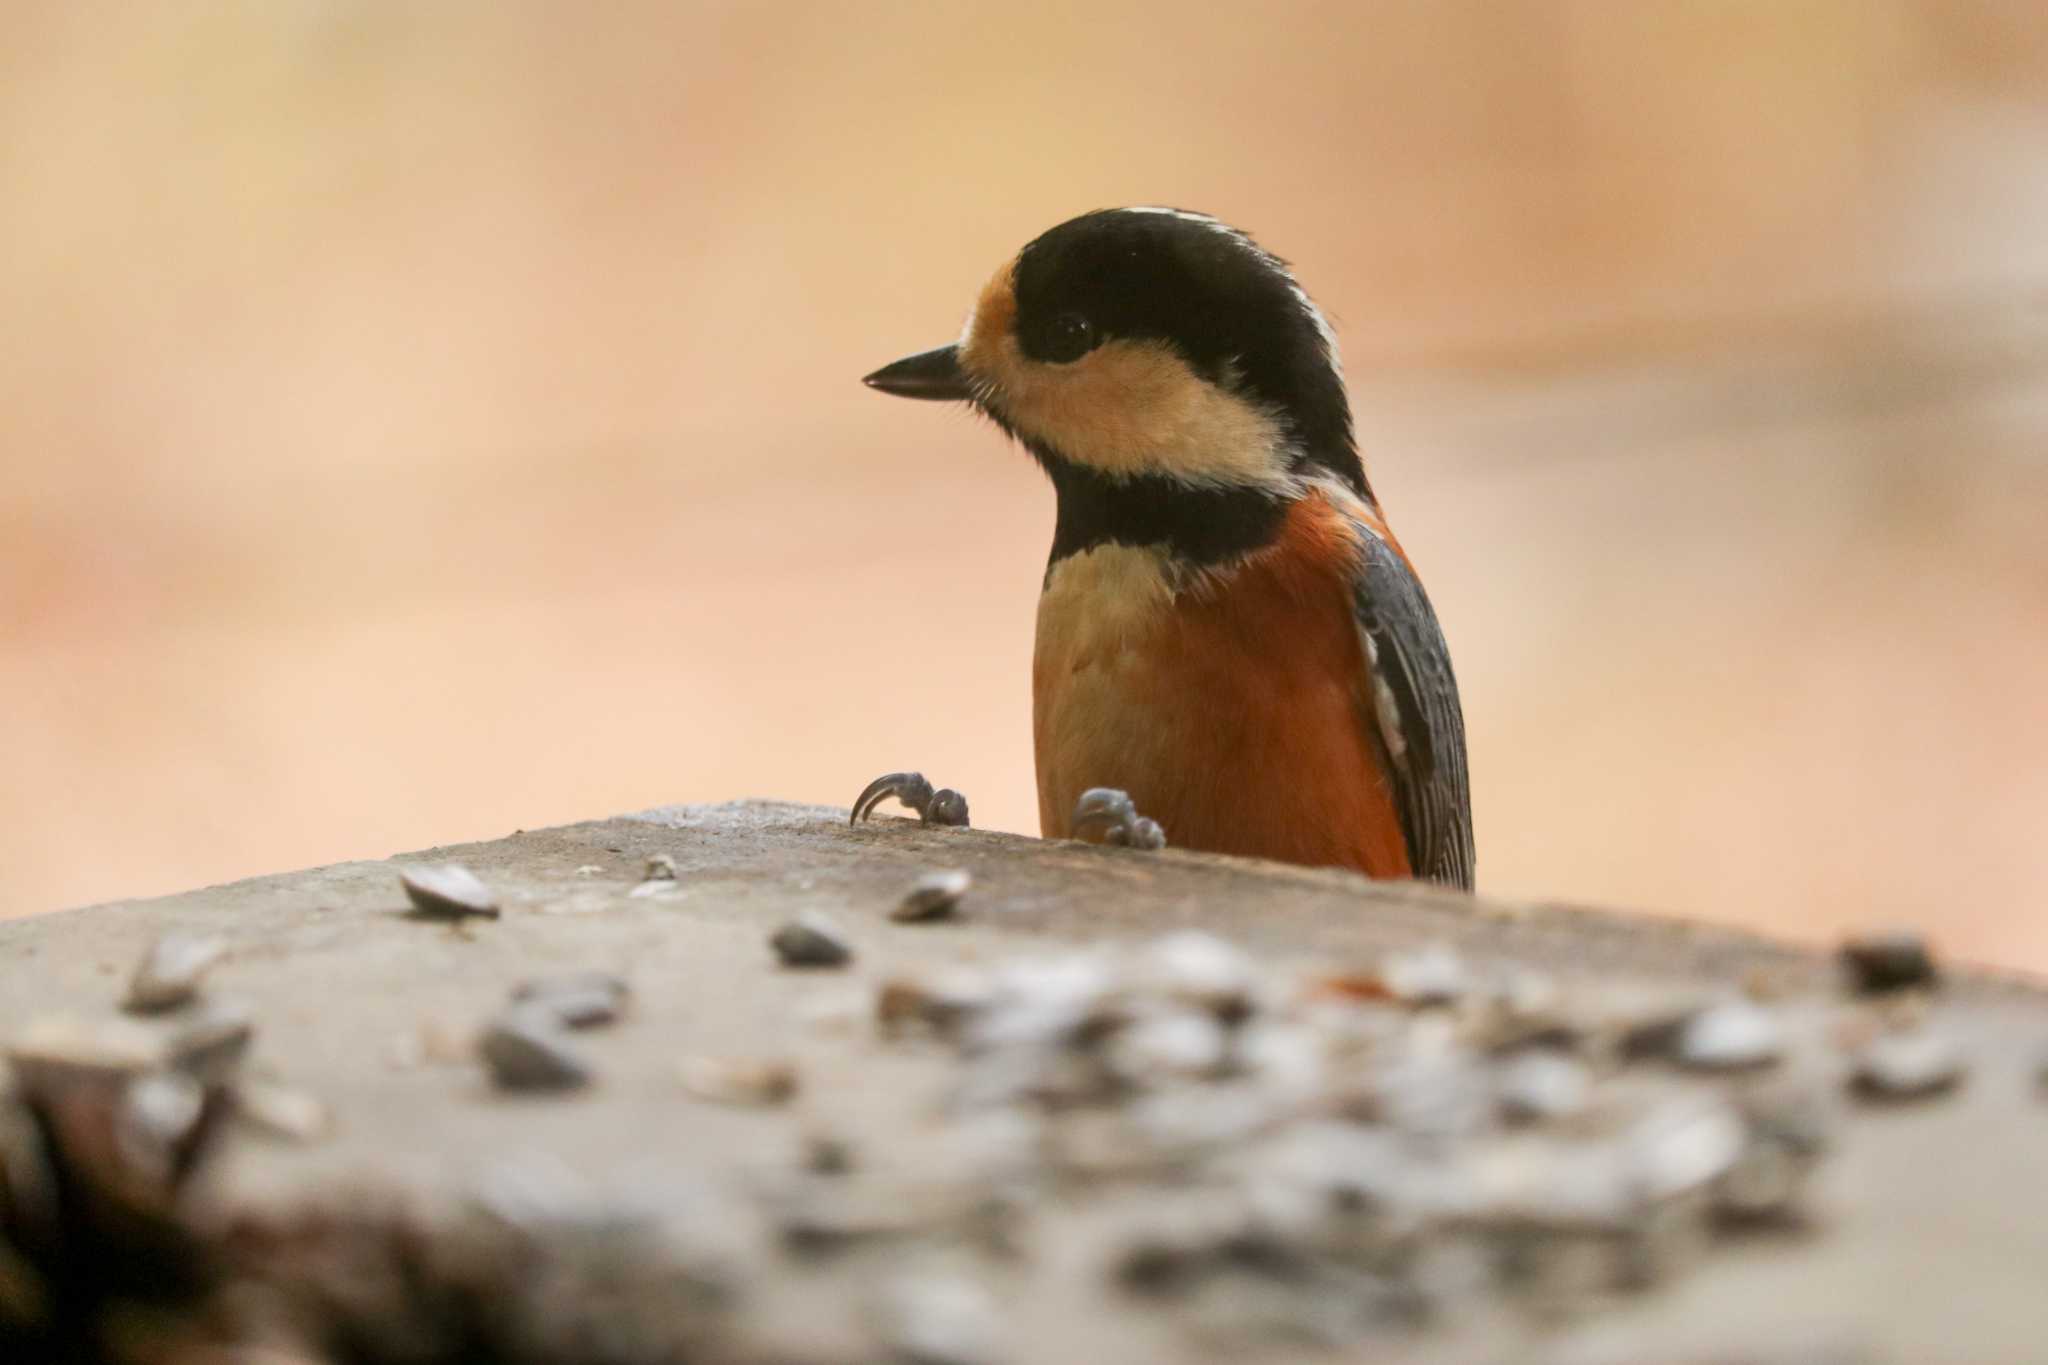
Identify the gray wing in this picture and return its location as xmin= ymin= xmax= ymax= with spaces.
xmin=1348 ymin=525 xmax=1475 ymax=890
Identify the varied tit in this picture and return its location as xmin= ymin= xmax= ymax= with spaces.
xmin=857 ymin=207 xmax=1473 ymax=891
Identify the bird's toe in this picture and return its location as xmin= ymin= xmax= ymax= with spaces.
xmin=851 ymin=771 xmax=937 ymax=825
xmin=851 ymin=771 xmax=969 ymax=828
xmin=1070 ymin=788 xmax=1165 ymax=850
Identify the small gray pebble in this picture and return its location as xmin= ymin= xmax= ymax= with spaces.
xmin=772 ymin=911 xmax=855 ymax=967
xmin=400 ymin=864 xmax=501 ymax=919
xmin=1851 ymin=1029 xmax=1964 ymax=1102
xmin=894 ymin=869 xmax=971 ymax=923
xmin=1676 ymin=1000 xmax=1783 ymax=1072
xmin=480 ymin=1011 xmax=591 ymax=1091
xmin=123 ymin=934 xmax=226 ymax=1014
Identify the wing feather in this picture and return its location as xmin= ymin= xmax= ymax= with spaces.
xmin=1347 ymin=523 xmax=1474 ymax=890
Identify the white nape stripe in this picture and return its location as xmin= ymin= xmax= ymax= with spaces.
xmin=1119 ymin=207 xmax=1344 ymax=382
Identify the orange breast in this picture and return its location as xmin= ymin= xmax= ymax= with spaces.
xmin=1032 ymin=495 xmax=1412 ymax=876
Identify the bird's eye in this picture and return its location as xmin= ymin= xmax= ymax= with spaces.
xmin=1042 ymin=312 xmax=1097 ymax=363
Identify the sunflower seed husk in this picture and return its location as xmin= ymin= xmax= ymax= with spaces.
xmin=679 ymin=1057 xmax=800 ymax=1107
xmin=399 ymin=863 xmax=501 ymax=919
xmin=1106 ymin=1007 xmax=1228 ymax=1083
xmin=122 ymin=934 xmax=226 ymax=1014
xmin=772 ymin=911 xmax=855 ymax=967
xmin=8 ymin=1015 xmax=168 ymax=1096
xmin=1851 ymin=1029 xmax=1964 ymax=1102
xmin=480 ymin=1011 xmax=591 ymax=1092
xmin=1675 ymin=1000 xmax=1784 ymax=1072
xmin=875 ymin=1269 xmax=1002 ymax=1365
xmin=1382 ymin=944 xmax=1470 ymax=1008
xmin=235 ymin=1079 xmax=333 ymax=1143
xmin=1144 ymin=931 xmax=1259 ymax=1023
xmin=119 ymin=1069 xmax=207 ymax=1161
xmin=1496 ymin=1051 xmax=1592 ymax=1125
xmin=877 ymin=967 xmax=995 ymax=1039
xmin=894 ymin=869 xmax=971 ymax=923
xmin=165 ymin=1001 xmax=257 ymax=1083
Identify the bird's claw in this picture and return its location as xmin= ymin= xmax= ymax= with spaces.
xmin=924 ymin=786 xmax=970 ymax=827
xmin=851 ymin=771 xmax=971 ymax=828
xmin=1070 ymin=787 xmax=1166 ymax=850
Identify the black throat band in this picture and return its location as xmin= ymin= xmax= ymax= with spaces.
xmin=1035 ymin=444 xmax=1292 ymax=574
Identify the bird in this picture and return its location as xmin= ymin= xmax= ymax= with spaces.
xmin=856 ymin=207 xmax=1473 ymax=891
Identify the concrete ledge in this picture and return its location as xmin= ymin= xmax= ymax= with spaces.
xmin=4 ymin=800 xmax=2045 ymax=1362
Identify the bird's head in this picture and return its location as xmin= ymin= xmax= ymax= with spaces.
xmin=865 ymin=208 xmax=1364 ymax=498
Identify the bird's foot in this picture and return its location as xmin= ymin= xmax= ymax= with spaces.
xmin=1070 ymin=788 xmax=1166 ymax=850
xmin=851 ymin=771 xmax=971 ymax=828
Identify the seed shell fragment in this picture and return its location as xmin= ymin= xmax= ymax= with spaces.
xmin=895 ymin=869 xmax=972 ymax=923
xmin=1851 ymin=1029 xmax=1964 ymax=1102
xmin=1676 ymin=1000 xmax=1784 ymax=1072
xmin=679 ymin=1057 xmax=800 ymax=1107
xmin=123 ymin=934 xmax=226 ymax=1014
xmin=479 ymin=1011 xmax=591 ymax=1092
xmin=772 ymin=911 xmax=855 ymax=967
xmin=400 ymin=863 xmax=501 ymax=919
xmin=235 ymin=1079 xmax=333 ymax=1142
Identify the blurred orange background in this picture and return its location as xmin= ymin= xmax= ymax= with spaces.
xmin=4 ymin=4 xmax=2045 ymax=968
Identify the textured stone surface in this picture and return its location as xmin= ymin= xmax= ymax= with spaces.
xmin=4 ymin=800 xmax=2047 ymax=1362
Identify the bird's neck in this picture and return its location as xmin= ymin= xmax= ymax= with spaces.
xmin=1041 ymin=457 xmax=1290 ymax=575
xmin=1036 ymin=443 xmax=1374 ymax=578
